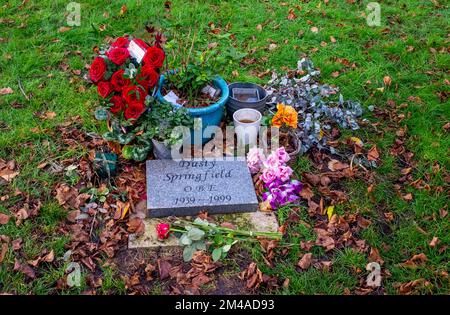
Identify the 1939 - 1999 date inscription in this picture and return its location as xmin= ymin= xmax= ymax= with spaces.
xmin=174 ymin=195 xmax=232 ymax=205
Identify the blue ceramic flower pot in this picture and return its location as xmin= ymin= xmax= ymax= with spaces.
xmin=156 ymin=74 xmax=229 ymax=144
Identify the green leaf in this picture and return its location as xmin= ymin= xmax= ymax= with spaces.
xmin=117 ymin=133 xmax=135 ymax=145
xmin=212 ymin=247 xmax=223 ymax=262
xmin=193 ymin=241 xmax=206 ymax=251
xmin=214 ymin=234 xmax=225 ymax=246
xmin=131 ymin=145 xmax=150 ymax=161
xmin=183 ymin=245 xmax=195 ymax=262
xmin=94 ymin=107 xmax=109 ymax=121
xmin=180 ymin=234 xmax=192 ymax=246
xmin=222 ymin=244 xmax=232 ymax=253
xmin=103 ymin=131 xmax=118 ymax=142
xmin=187 ymin=227 xmax=205 ymax=241
xmin=194 ymin=218 xmax=209 ymax=226
xmin=121 ymin=145 xmax=134 ymax=160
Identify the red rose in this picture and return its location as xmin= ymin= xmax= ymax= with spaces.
xmin=107 ymin=47 xmax=130 ymax=65
xmin=135 ymin=75 xmax=149 ymax=91
xmin=89 ymin=57 xmax=107 ymax=83
xmin=97 ymin=81 xmax=113 ymax=98
xmin=143 ymin=46 xmax=165 ymax=69
xmin=111 ymin=36 xmax=129 ymax=48
xmin=111 ymin=69 xmax=130 ymax=92
xmin=156 ymin=223 xmax=170 ymax=240
xmin=137 ymin=65 xmax=160 ymax=89
xmin=122 ymin=85 xmax=147 ymax=104
xmin=124 ymin=101 xmax=145 ymax=120
xmin=143 ymin=65 xmax=160 ymax=88
xmin=109 ymin=95 xmax=125 ymax=114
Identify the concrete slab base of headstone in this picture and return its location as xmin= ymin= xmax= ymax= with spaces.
xmin=128 ymin=211 xmax=279 ymax=249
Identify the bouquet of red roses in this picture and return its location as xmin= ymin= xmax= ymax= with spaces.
xmin=89 ymin=35 xmax=165 ymax=121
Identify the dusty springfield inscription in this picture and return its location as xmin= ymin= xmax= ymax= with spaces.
xmin=146 ymin=159 xmax=258 ymax=218
xmin=164 ymin=160 xmax=232 ymax=184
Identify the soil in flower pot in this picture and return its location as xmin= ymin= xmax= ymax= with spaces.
xmin=162 ymin=84 xmax=221 ymax=108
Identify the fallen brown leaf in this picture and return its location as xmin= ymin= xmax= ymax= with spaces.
xmin=383 ymin=76 xmax=392 ymax=86
xmin=367 ymin=145 xmax=379 ymax=161
xmin=0 ymin=169 xmax=19 ymax=182
xmin=126 ymin=217 xmax=145 ymax=235
xmin=331 ymin=71 xmax=339 ymax=78
xmin=402 ymin=193 xmax=413 ymax=201
xmin=402 ymin=253 xmax=427 ymax=268
xmin=0 ymin=87 xmax=13 ymax=95
xmin=58 ymin=26 xmax=71 ymax=33
xmin=0 ymin=213 xmax=10 ymax=225
xmin=42 ymin=250 xmax=55 ymax=263
xmin=12 ymin=238 xmax=22 ymax=251
xmin=328 ymin=159 xmax=349 ymax=171
xmin=0 ymin=243 xmax=7 ymax=263
xmin=397 ymin=278 xmax=430 ymax=294
xmin=429 ymin=236 xmax=439 ymax=248
xmin=368 ymin=247 xmax=384 ymax=265
xmin=119 ymin=4 xmax=127 ymax=16
xmin=268 ymin=43 xmax=277 ymax=51
xmin=14 ymin=259 xmax=36 ymax=279
xmin=287 ymin=8 xmax=297 ymax=20
xmin=157 ymin=259 xmax=172 ymax=280
xmin=315 ymin=234 xmax=335 ymax=251
xmin=297 ymin=253 xmax=312 ymax=269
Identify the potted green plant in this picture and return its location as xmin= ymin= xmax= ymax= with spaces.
xmin=156 ymin=46 xmax=246 ymax=143
xmin=141 ymin=100 xmax=198 ymax=159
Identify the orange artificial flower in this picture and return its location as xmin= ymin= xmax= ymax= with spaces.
xmin=271 ymin=103 xmax=298 ymax=129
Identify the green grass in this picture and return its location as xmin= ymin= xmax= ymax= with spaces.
xmin=1 ymin=0 xmax=449 ymax=294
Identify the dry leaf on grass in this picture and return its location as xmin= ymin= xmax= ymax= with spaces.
xmin=402 ymin=193 xmax=413 ymax=201
xmin=328 ymin=159 xmax=349 ymax=171
xmin=0 ymin=243 xmax=8 ymax=264
xmin=315 ymin=233 xmax=335 ymax=252
xmin=126 ymin=217 xmax=145 ymax=236
xmin=368 ymin=247 xmax=384 ymax=265
xmin=12 ymin=238 xmax=22 ymax=251
xmin=58 ymin=26 xmax=71 ymax=33
xmin=157 ymin=259 xmax=172 ymax=280
xmin=367 ymin=145 xmax=379 ymax=161
xmin=287 ymin=8 xmax=297 ymax=20
xmin=297 ymin=253 xmax=312 ymax=269
xmin=0 ymin=169 xmax=19 ymax=182
xmin=0 ymin=213 xmax=10 ymax=225
xmin=396 ymin=279 xmax=430 ymax=294
xmin=429 ymin=236 xmax=439 ymax=248
xmin=268 ymin=43 xmax=277 ymax=51
xmin=383 ymin=76 xmax=392 ymax=86
xmin=14 ymin=259 xmax=36 ymax=279
xmin=0 ymin=87 xmax=13 ymax=95
xmin=402 ymin=253 xmax=427 ymax=268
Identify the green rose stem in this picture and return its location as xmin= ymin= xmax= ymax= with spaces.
xmin=171 ymin=220 xmax=282 ymax=241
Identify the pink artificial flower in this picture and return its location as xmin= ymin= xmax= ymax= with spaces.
xmin=246 ymin=147 xmax=265 ymax=174
xmin=278 ymin=165 xmax=293 ymax=182
xmin=275 ymin=147 xmax=290 ymax=164
xmin=260 ymin=168 xmax=277 ymax=184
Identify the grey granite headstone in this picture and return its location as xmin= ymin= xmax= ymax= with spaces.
xmin=146 ymin=159 xmax=258 ymax=217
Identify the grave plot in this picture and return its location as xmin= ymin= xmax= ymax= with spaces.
xmin=1 ymin=1 xmax=448 ymax=297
